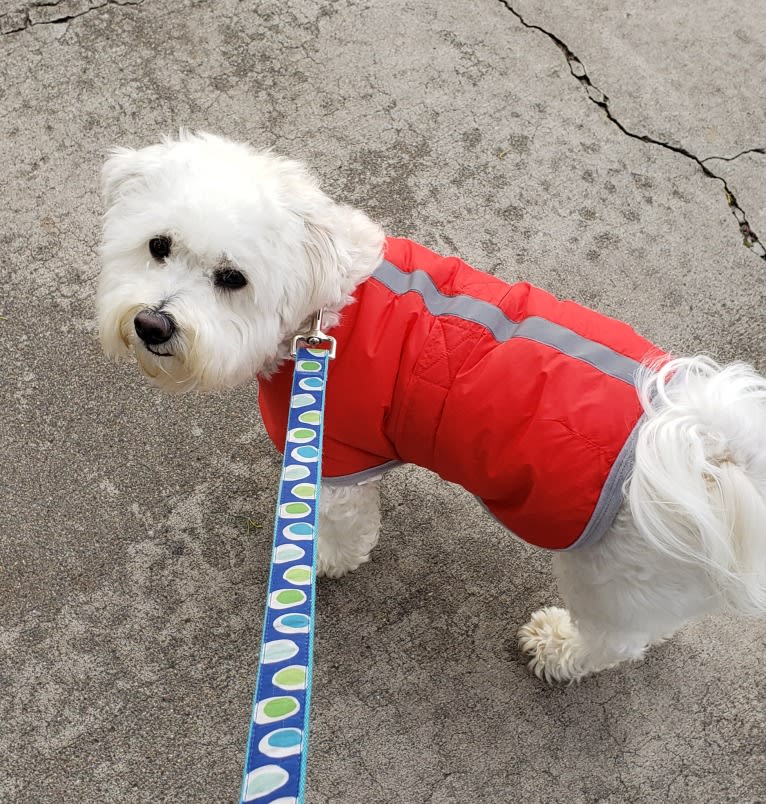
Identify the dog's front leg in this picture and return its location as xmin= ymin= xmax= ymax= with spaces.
xmin=317 ymin=481 xmax=381 ymax=578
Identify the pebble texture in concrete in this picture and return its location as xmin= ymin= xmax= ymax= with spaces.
xmin=1 ymin=1 xmax=764 ymax=802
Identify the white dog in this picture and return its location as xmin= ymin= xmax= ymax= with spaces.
xmin=97 ymin=132 xmax=766 ymax=683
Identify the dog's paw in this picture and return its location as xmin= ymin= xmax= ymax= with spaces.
xmin=518 ymin=607 xmax=584 ymax=684
xmin=316 ymin=551 xmax=370 ymax=579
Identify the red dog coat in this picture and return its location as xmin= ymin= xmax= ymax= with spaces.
xmin=259 ymin=238 xmax=665 ymax=550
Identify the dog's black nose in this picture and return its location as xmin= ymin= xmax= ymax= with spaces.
xmin=134 ymin=309 xmax=175 ymax=345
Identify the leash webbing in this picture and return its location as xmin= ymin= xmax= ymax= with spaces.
xmin=240 ymin=345 xmax=331 ymax=804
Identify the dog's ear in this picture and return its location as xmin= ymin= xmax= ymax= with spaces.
xmin=302 ymin=202 xmax=385 ymax=313
xmin=303 ymin=218 xmax=347 ymax=310
xmin=102 ymin=147 xmax=143 ymax=208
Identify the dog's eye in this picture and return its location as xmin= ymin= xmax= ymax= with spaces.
xmin=214 ymin=269 xmax=248 ymax=290
xmin=149 ymin=236 xmax=172 ymax=261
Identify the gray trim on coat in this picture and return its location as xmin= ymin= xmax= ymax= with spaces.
xmin=322 ymin=460 xmax=401 ymax=487
xmin=472 ymin=418 xmax=638 ymax=551
xmin=559 ymin=416 xmax=641 ymax=550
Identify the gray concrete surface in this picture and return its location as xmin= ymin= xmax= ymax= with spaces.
xmin=1 ymin=1 xmax=764 ymax=801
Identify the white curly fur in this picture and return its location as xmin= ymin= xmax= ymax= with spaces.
xmin=97 ymin=132 xmax=766 ymax=685
xmin=98 ymin=131 xmax=383 ymax=392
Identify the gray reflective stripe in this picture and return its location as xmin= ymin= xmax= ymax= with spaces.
xmin=373 ymin=259 xmax=641 ymax=386
xmin=374 ymin=260 xmax=518 ymax=341
xmin=322 ymin=460 xmax=401 ymax=487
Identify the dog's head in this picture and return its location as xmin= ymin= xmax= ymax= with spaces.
xmin=97 ymin=131 xmax=383 ymax=393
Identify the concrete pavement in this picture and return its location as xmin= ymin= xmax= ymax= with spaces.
xmin=1 ymin=1 xmax=764 ymax=801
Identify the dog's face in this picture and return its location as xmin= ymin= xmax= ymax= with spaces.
xmin=97 ymin=132 xmax=381 ymax=393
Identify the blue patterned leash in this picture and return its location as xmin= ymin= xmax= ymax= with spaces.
xmin=240 ymin=312 xmax=336 ymax=803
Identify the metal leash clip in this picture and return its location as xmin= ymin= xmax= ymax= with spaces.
xmin=290 ymin=308 xmax=337 ymax=359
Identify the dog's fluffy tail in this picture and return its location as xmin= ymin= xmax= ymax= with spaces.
xmin=630 ymin=356 xmax=766 ymax=615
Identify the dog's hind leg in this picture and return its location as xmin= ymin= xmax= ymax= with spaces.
xmin=518 ymin=503 xmax=715 ymax=684
xmin=520 ymin=358 xmax=766 ymax=683
xmin=518 ymin=604 xmax=653 ymax=684
xmin=317 ymin=481 xmax=382 ymax=578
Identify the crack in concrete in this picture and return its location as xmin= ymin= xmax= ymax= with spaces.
xmin=497 ymin=0 xmax=766 ymax=261
xmin=702 ymin=146 xmax=766 ymax=164
xmin=0 ymin=0 xmax=143 ymax=34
